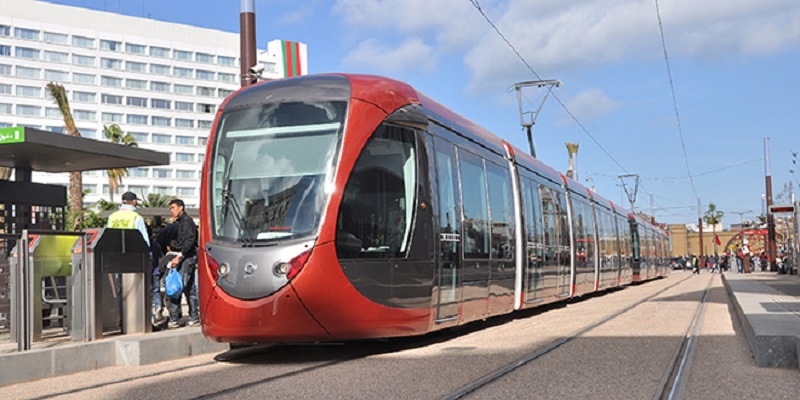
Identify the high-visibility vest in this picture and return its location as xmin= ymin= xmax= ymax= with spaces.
xmin=107 ymin=209 xmax=142 ymax=229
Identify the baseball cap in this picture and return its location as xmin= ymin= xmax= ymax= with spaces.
xmin=121 ymin=192 xmax=139 ymax=201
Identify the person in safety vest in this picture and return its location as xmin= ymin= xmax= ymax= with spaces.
xmin=107 ymin=191 xmax=150 ymax=246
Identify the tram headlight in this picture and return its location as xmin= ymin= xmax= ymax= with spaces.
xmin=218 ymin=263 xmax=230 ymax=277
xmin=273 ymin=262 xmax=290 ymax=277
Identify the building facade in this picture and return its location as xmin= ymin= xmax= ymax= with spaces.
xmin=0 ymin=0 xmax=308 ymax=208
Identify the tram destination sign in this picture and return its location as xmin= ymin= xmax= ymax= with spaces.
xmin=769 ymin=204 xmax=794 ymax=214
xmin=0 ymin=126 xmax=24 ymax=145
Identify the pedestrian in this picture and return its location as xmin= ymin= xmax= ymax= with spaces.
xmin=165 ymin=199 xmax=199 ymax=328
xmin=741 ymin=240 xmax=752 ymax=273
xmin=691 ymin=254 xmax=700 ymax=275
xmin=107 ymin=192 xmax=149 ymax=246
xmin=710 ymin=254 xmax=718 ymax=273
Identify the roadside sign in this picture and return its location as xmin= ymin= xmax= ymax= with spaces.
xmin=769 ymin=204 xmax=794 ymax=214
xmin=0 ymin=126 xmax=24 ymax=145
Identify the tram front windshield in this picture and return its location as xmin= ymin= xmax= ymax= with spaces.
xmin=210 ymin=101 xmax=346 ymax=244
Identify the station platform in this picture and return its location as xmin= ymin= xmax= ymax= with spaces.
xmin=722 ymin=271 xmax=800 ymax=369
xmin=0 ymin=324 xmax=227 ymax=387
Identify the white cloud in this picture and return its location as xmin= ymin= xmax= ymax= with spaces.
xmin=279 ymin=5 xmax=314 ymax=25
xmin=563 ymin=89 xmax=621 ymax=121
xmin=342 ymin=38 xmax=437 ymax=74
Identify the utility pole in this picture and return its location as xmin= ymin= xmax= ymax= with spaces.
xmin=764 ymin=137 xmax=777 ymax=270
xmin=513 ymin=80 xmax=561 ymax=158
xmin=698 ymin=197 xmax=704 ymax=257
xmin=240 ymin=0 xmax=257 ymax=87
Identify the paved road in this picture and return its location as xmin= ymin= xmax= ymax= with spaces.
xmin=3 ymin=272 xmax=799 ymax=399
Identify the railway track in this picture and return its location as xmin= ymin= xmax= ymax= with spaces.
xmin=441 ymin=273 xmax=712 ymax=400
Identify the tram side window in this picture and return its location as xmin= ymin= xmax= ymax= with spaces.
xmin=486 ymin=162 xmax=514 ymax=260
xmin=458 ymin=150 xmax=489 ymax=259
xmin=336 ymin=125 xmax=417 ymax=258
xmin=523 ymin=178 xmax=544 ymax=251
xmin=539 ymin=186 xmax=558 ymax=269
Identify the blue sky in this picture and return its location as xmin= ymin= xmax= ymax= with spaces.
xmin=48 ymin=0 xmax=800 ymax=227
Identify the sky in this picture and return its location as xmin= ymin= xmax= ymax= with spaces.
xmin=46 ymin=0 xmax=800 ymax=227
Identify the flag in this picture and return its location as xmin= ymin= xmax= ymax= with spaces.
xmin=715 ymin=234 xmax=721 ymax=246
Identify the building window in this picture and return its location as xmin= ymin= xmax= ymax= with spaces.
xmin=44 ymin=51 xmax=69 ymax=63
xmin=150 ymin=64 xmax=170 ymax=75
xmin=128 ymin=168 xmax=148 ymax=178
xmin=174 ymin=84 xmax=193 ymax=95
xmin=126 ymin=43 xmax=146 ymax=54
xmin=44 ymin=70 xmax=69 ymax=82
xmin=175 ymin=169 xmax=194 ymax=179
xmin=0 ymin=64 xmax=11 ymax=75
xmin=82 ymin=184 xmax=97 ymax=194
xmin=102 ymin=112 xmax=123 ymax=123
xmin=174 ymin=50 xmax=193 ymax=60
xmin=152 ymin=116 xmax=171 ymax=127
xmin=154 ymin=186 xmax=173 ymax=195
xmin=196 ymin=53 xmax=214 ymax=63
xmin=16 ymin=105 xmax=41 ymax=116
xmin=0 ymin=84 xmax=10 ymax=95
xmin=72 ymin=91 xmax=96 ymax=103
xmin=198 ymin=104 xmax=216 ymax=114
xmin=73 ymin=110 xmax=96 ymax=121
xmin=80 ymin=128 xmax=97 ymax=138
xmin=100 ymin=40 xmax=121 ymax=52
xmin=16 ymin=66 xmax=41 ymax=79
xmin=126 ymin=61 xmax=146 ymax=73
xmin=198 ymin=120 xmax=213 ymax=129
xmin=15 ymin=47 xmax=40 ymax=60
xmin=127 ymin=185 xmax=148 ymax=196
xmin=218 ymin=89 xmax=234 ymax=98
xmin=218 ymin=56 xmax=236 ymax=66
xmin=101 ymin=76 xmax=123 ymax=87
xmin=73 ymin=73 xmax=96 ymax=85
xmin=129 ymin=132 xmax=148 ymax=142
xmin=16 ymin=86 xmax=41 ymax=97
xmin=175 ymin=153 xmax=194 ymax=162
xmin=196 ymin=70 xmax=215 ymax=80
xmin=175 ymin=101 xmax=193 ymax=112
xmin=0 ymin=25 xmax=9 ymax=37
xmin=152 ymin=134 xmax=172 ymax=144
xmin=175 ymin=119 xmax=194 ymax=128
xmin=0 ymin=46 xmax=10 ymax=57
xmin=46 ymin=126 xmax=65 ymax=133
xmin=177 ymin=187 xmax=196 ymax=196
xmin=151 ymin=99 xmax=171 ymax=109
xmin=101 ymin=58 xmax=123 ymax=69
xmin=126 ymin=96 xmax=147 ymax=107
xmin=0 ymin=103 xmax=12 ymax=115
xmin=218 ymin=73 xmax=236 ymax=83
xmin=72 ymin=54 xmax=95 ymax=66
xmin=173 ymin=67 xmax=192 ymax=78
xmin=102 ymin=94 xmax=123 ymax=105
xmin=150 ymin=46 xmax=170 ymax=58
xmin=126 ymin=114 xmax=148 ymax=125
xmin=43 ymin=32 xmax=68 ymax=44
xmin=150 ymin=81 xmax=170 ymax=92
xmin=72 ymin=36 xmax=95 ymax=48
xmin=126 ymin=79 xmax=147 ymax=90
xmin=45 ymin=108 xmax=62 ymax=118
xmin=153 ymin=169 xmax=172 ymax=178
xmin=14 ymin=28 xmax=40 ymax=41
xmin=175 ymin=136 xmax=194 ymax=145
xmin=196 ymin=87 xmax=215 ymax=97
xmin=198 ymin=137 xmax=208 ymax=146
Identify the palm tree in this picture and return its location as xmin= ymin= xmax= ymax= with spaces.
xmin=141 ymin=193 xmax=176 ymax=208
xmin=102 ymin=124 xmax=138 ymax=202
xmin=704 ymin=202 xmax=725 ymax=254
xmin=46 ymin=82 xmax=82 ymax=229
xmin=565 ymin=142 xmax=579 ymax=179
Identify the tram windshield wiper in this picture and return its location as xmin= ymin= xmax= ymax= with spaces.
xmin=220 ymin=159 xmax=255 ymax=247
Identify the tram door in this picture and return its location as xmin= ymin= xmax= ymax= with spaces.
xmin=433 ymin=139 xmax=461 ymax=322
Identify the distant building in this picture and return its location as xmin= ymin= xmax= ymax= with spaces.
xmin=0 ymin=0 xmax=308 ymax=208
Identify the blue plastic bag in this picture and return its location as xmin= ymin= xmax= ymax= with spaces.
xmin=165 ymin=268 xmax=183 ymax=298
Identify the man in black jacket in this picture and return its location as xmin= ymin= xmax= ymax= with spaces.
xmin=166 ymin=199 xmax=199 ymax=327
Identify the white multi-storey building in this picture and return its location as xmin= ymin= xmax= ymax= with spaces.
xmin=0 ymin=0 xmax=308 ymax=208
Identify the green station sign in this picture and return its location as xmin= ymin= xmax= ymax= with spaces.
xmin=0 ymin=126 xmax=25 ymax=145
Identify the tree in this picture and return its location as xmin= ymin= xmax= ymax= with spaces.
xmin=704 ymin=202 xmax=724 ymax=254
xmin=46 ymin=82 xmax=82 ymax=229
xmin=102 ymin=124 xmax=138 ymax=201
xmin=141 ymin=193 xmax=176 ymax=208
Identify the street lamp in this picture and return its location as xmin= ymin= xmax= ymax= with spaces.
xmin=731 ymin=210 xmax=753 ymax=228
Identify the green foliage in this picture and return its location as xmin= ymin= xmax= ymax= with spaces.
xmin=703 ymin=202 xmax=724 ymax=226
xmin=141 ymin=193 xmax=176 ymax=208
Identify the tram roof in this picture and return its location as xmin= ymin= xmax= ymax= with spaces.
xmin=0 ymin=126 xmax=169 ymax=172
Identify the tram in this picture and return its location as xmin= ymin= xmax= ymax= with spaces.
xmin=197 ymin=74 xmax=669 ymax=344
